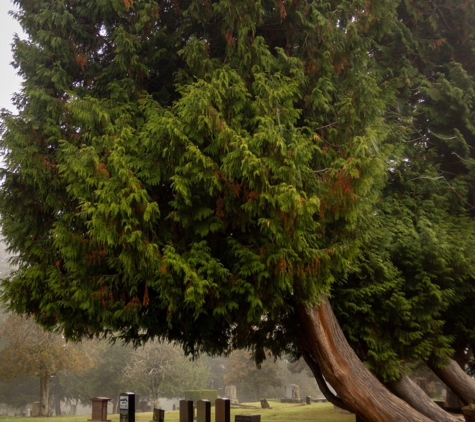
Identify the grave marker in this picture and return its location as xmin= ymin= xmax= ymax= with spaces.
xmin=260 ymin=399 xmax=270 ymax=409
xmin=179 ymin=400 xmax=193 ymax=422
xmin=224 ymin=386 xmax=238 ymax=404
xmin=119 ymin=393 xmax=135 ymax=422
xmin=150 ymin=408 xmax=164 ymax=422
xmin=31 ymin=402 xmax=40 ymax=417
xmin=89 ymin=397 xmax=112 ymax=422
xmin=197 ymin=400 xmax=211 ymax=422
xmin=215 ymin=398 xmax=230 ymax=422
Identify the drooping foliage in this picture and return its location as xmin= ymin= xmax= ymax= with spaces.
xmin=0 ymin=0 xmax=395 ymax=362
xmin=334 ymin=0 xmax=475 ymax=382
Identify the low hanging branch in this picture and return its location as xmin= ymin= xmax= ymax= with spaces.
xmin=385 ymin=375 xmax=463 ymax=422
xmin=301 ymin=348 xmax=349 ymax=410
xmin=428 ymin=358 xmax=475 ymax=405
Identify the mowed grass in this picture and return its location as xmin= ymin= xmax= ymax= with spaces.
xmin=0 ymin=401 xmax=356 ymax=422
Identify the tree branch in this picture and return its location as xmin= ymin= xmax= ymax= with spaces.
xmin=301 ymin=348 xmax=349 ymax=410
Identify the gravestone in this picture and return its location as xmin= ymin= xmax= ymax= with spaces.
xmin=280 ymin=384 xmax=301 ymax=403
xmin=225 ymin=386 xmax=238 ymax=404
xmin=235 ymin=416 xmax=261 ymax=422
xmin=215 ymin=398 xmax=230 ymax=422
xmin=119 ymin=393 xmax=135 ymax=422
xmin=150 ymin=408 xmax=164 ymax=422
xmin=284 ymin=384 xmax=300 ymax=400
xmin=197 ymin=400 xmax=211 ymax=422
xmin=89 ymin=397 xmax=112 ymax=422
xmin=31 ymin=402 xmax=40 ymax=417
xmin=260 ymin=399 xmax=270 ymax=409
xmin=179 ymin=400 xmax=194 ymax=422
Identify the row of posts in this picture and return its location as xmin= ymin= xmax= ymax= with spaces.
xmin=89 ymin=394 xmax=259 ymax=422
xmin=180 ymin=398 xmax=260 ymax=422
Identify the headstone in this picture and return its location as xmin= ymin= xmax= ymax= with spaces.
xmin=89 ymin=397 xmax=112 ymax=422
xmin=179 ymin=400 xmax=194 ymax=422
xmin=235 ymin=416 xmax=261 ymax=422
xmin=150 ymin=408 xmax=164 ymax=422
xmin=197 ymin=400 xmax=211 ymax=422
xmin=225 ymin=386 xmax=238 ymax=404
xmin=119 ymin=393 xmax=135 ymax=422
xmin=284 ymin=384 xmax=300 ymax=400
xmin=305 ymin=396 xmax=311 ymax=405
xmin=215 ymin=398 xmax=230 ymax=422
xmin=31 ymin=402 xmax=40 ymax=417
xmin=260 ymin=399 xmax=270 ymax=409
xmin=70 ymin=404 xmax=77 ymax=415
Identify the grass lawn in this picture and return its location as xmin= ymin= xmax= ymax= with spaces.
xmin=0 ymin=401 xmax=356 ymax=422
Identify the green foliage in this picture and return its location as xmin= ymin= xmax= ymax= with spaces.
xmin=334 ymin=0 xmax=475 ymax=381
xmin=0 ymin=0 xmax=393 ymax=363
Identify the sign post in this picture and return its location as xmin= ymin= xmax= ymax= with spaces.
xmin=119 ymin=392 xmax=135 ymax=422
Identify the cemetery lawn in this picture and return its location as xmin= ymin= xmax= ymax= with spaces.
xmin=0 ymin=402 xmax=356 ymax=422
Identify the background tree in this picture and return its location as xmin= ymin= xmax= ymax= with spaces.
xmin=0 ymin=315 xmax=91 ymax=416
xmin=0 ymin=377 xmax=39 ymax=413
xmin=58 ymin=341 xmax=133 ymax=413
xmin=223 ymin=350 xmax=283 ymax=402
xmin=123 ymin=341 xmax=210 ymax=408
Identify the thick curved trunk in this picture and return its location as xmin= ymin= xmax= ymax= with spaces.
xmin=386 ymin=375 xmax=462 ymax=422
xmin=429 ymin=359 xmax=475 ymax=405
xmin=296 ymin=297 xmax=433 ymax=422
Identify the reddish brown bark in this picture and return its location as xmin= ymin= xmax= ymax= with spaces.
xmin=386 ymin=375 xmax=463 ymax=422
xmin=429 ymin=359 xmax=475 ymax=406
xmin=297 ymin=296 xmax=433 ymax=422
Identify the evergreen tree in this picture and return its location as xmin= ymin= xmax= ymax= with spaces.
xmin=333 ymin=0 xmax=475 ymax=418
xmin=1 ymin=0 xmax=473 ymax=420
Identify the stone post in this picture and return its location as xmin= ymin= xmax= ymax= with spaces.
xmin=215 ymin=398 xmax=230 ymax=422
xmin=197 ymin=400 xmax=211 ymax=422
xmin=179 ymin=400 xmax=194 ymax=422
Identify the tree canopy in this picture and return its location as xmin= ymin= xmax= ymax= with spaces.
xmin=1 ymin=0 xmax=475 ymax=421
xmin=0 ymin=0 xmax=391 ymax=358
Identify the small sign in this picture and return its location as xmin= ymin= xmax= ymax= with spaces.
xmin=120 ymin=397 xmax=129 ymax=410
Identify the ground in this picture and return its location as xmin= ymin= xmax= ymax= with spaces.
xmin=0 ymin=402 xmax=355 ymax=422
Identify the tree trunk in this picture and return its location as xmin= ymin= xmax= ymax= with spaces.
xmin=429 ymin=359 xmax=475 ymax=405
xmin=296 ymin=297 xmax=433 ymax=422
xmin=446 ymin=347 xmax=472 ymax=409
xmin=39 ymin=374 xmax=50 ymax=417
xmin=386 ymin=375 xmax=462 ymax=422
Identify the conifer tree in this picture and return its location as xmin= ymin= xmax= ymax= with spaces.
xmin=1 ymin=1 xmax=473 ymax=420
xmin=333 ymin=0 xmax=475 ymax=419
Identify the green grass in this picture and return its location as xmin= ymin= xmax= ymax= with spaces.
xmin=0 ymin=401 xmax=356 ymax=422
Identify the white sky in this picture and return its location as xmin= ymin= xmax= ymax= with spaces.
xmin=0 ymin=1 xmax=24 ymax=113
